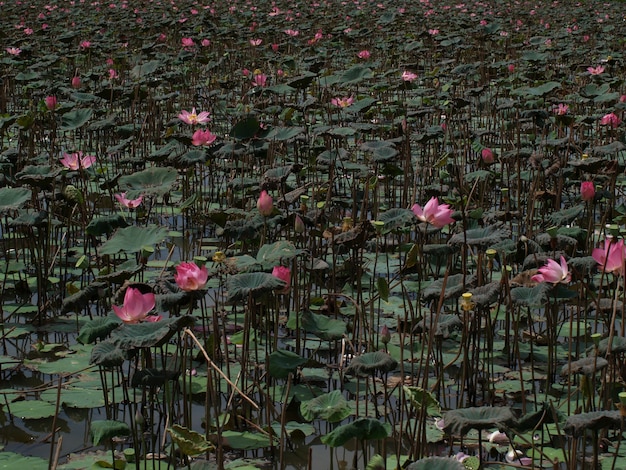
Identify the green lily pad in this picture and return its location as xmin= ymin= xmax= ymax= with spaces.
xmin=321 ymin=418 xmax=390 ymax=447
xmin=9 ymin=400 xmax=57 ymax=420
xmin=300 ymin=390 xmax=352 ymax=423
xmin=221 ymin=430 xmax=271 ymax=450
xmin=0 ymin=452 xmax=48 ymax=469
xmin=268 ymin=349 xmax=307 ymax=379
xmin=99 ymin=225 xmax=169 ymax=255
xmin=300 ymin=310 xmax=346 ymax=341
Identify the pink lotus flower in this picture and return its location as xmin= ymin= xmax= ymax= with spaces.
xmin=250 ymin=39 xmax=262 ymax=46
xmin=71 ymin=76 xmax=81 ymax=88
xmin=115 ymin=192 xmax=143 ymax=208
xmin=178 ymin=108 xmax=210 ymax=125
xmin=181 ymin=37 xmax=195 ymax=48
xmin=531 ymin=256 xmax=571 ymax=284
xmin=284 ymin=29 xmax=299 ymax=36
xmin=402 ymin=71 xmax=418 ymax=82
xmin=481 ymin=148 xmax=494 ymax=164
xmin=108 ymin=69 xmax=118 ymax=79
xmin=272 ymin=266 xmax=291 ymax=294
xmin=60 ymin=151 xmax=96 ymax=170
xmin=411 ymin=197 xmax=455 ymax=228
xmin=80 ymin=40 xmax=91 ymax=49
xmin=257 ymin=190 xmax=273 ymax=216
xmin=587 ymin=65 xmax=605 ymax=75
xmin=44 ymin=96 xmax=57 ymax=111
xmin=581 ymin=181 xmax=595 ymax=201
xmin=201 ymin=39 xmax=211 ymax=47
xmin=191 ymin=129 xmax=217 ymax=146
xmin=428 ymin=29 xmax=440 ymax=35
xmin=252 ymin=73 xmax=268 ymax=87
xmin=553 ymin=103 xmax=569 ymax=115
xmin=593 ymin=238 xmax=626 ymax=274
xmin=357 ymin=50 xmax=371 ymax=59
xmin=6 ymin=47 xmax=21 ymax=56
xmin=331 ymin=95 xmax=354 ymax=108
xmin=175 ymin=262 xmax=209 ymax=291
xmin=508 ymin=64 xmax=515 ymax=73
xmin=113 ymin=287 xmax=156 ymax=323
xmin=601 ymin=112 xmax=621 ymax=128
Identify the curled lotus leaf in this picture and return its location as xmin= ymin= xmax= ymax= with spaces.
xmin=62 ymin=281 xmax=108 ymax=314
xmin=300 ymin=390 xmax=352 ymax=423
xmin=443 ymin=406 xmax=516 ymax=436
xmin=320 ymin=418 xmax=389 ymax=447
xmin=168 ymin=424 xmax=213 ymax=456
xmin=345 ymin=351 xmax=397 ymax=376
xmin=376 ymin=208 xmax=417 ymax=234
xmin=595 ymin=336 xmax=626 ymax=356
xmin=118 ymin=166 xmax=178 ymax=198
xmin=548 ymin=205 xmax=584 ymax=226
xmin=86 ymin=214 xmax=129 ymax=237
xmin=0 ymin=187 xmax=31 ymax=212
xmin=226 ymin=272 xmax=287 ymax=303
xmin=592 ymin=141 xmax=626 ymax=156
xmin=78 ymin=316 xmax=121 ymax=345
xmin=90 ymin=420 xmax=130 ymax=446
xmin=468 ymin=282 xmax=501 ymax=308
xmin=90 ymin=340 xmax=128 ymax=367
xmin=449 ymin=226 xmax=510 ymax=249
xmin=416 ymin=313 xmax=462 ymax=338
xmin=423 ymin=274 xmax=476 ymax=302
xmin=301 ymin=310 xmax=347 ymax=341
xmin=110 ymin=316 xmax=194 ymax=350
xmin=406 ymin=457 xmax=465 ymax=470
xmin=131 ymin=368 xmax=181 ymax=387
xmin=561 ymin=356 xmax=609 ymax=376
xmin=510 ymin=285 xmax=548 ymax=307
xmin=99 ymin=225 xmax=169 ymax=255
xmin=268 ymin=349 xmax=307 ymax=379
xmin=564 ymin=410 xmax=622 ymax=437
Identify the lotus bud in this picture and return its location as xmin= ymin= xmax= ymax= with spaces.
xmin=257 ymin=190 xmax=273 ymax=216
xmin=380 ymin=325 xmax=391 ymax=345
xmin=44 ymin=95 xmax=57 ymax=111
xmin=294 ymin=214 xmax=305 ymax=233
xmin=481 ymin=147 xmax=494 ymax=164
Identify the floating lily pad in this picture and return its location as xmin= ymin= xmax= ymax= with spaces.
xmin=91 ymin=420 xmax=130 ymax=446
xmin=300 ymin=390 xmax=352 ymax=423
xmin=9 ymin=400 xmax=57 ymax=420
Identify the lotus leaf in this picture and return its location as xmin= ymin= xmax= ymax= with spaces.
xmin=345 ymin=351 xmax=397 ymax=376
xmin=423 ymin=274 xmax=476 ymax=302
xmin=300 ymin=310 xmax=347 ymax=341
xmin=404 ymin=386 xmax=441 ymax=417
xmin=268 ymin=349 xmax=307 ymax=379
xmin=564 ymin=410 xmax=622 ymax=437
xmin=448 ymin=226 xmax=509 ymax=249
xmin=60 ymin=108 xmax=93 ymax=130
xmin=417 ymin=313 xmax=462 ymax=338
xmin=99 ymin=225 xmax=169 ymax=255
xmin=90 ymin=420 xmax=130 ymax=446
xmin=510 ymin=285 xmax=548 ymax=307
xmin=221 ymin=430 xmax=272 ymax=450
xmin=110 ymin=316 xmax=194 ymax=350
xmin=596 ymin=336 xmax=626 ymax=356
xmin=320 ymin=417 xmax=390 ymax=447
xmin=9 ymin=400 xmax=57 ymax=420
xmin=0 ymin=452 xmax=48 ymax=469
xmin=78 ymin=316 xmax=120 ymax=344
xmin=119 ymin=166 xmax=178 ymax=198
xmin=300 ymin=390 xmax=352 ymax=423
xmin=231 ymin=116 xmax=260 ymax=140
xmin=376 ymin=208 xmax=416 ymax=233
xmin=256 ymin=241 xmax=303 ymax=266
xmin=168 ymin=425 xmax=214 ymax=456
xmin=548 ymin=205 xmax=584 ymax=226
xmin=226 ymin=272 xmax=287 ymax=302
xmin=130 ymin=60 xmax=162 ymax=79
xmin=131 ymin=368 xmax=181 ymax=387
xmin=62 ymin=282 xmax=108 ymax=314
xmin=89 ymin=340 xmax=128 ymax=367
xmin=0 ymin=187 xmax=31 ymax=212
xmin=405 ymin=457 xmax=465 ymax=470
xmin=85 ymin=214 xmax=129 ymax=236
xmin=443 ymin=406 xmax=516 ymax=436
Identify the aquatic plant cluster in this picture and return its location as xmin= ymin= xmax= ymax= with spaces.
xmin=3 ymin=0 xmax=626 ymax=468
